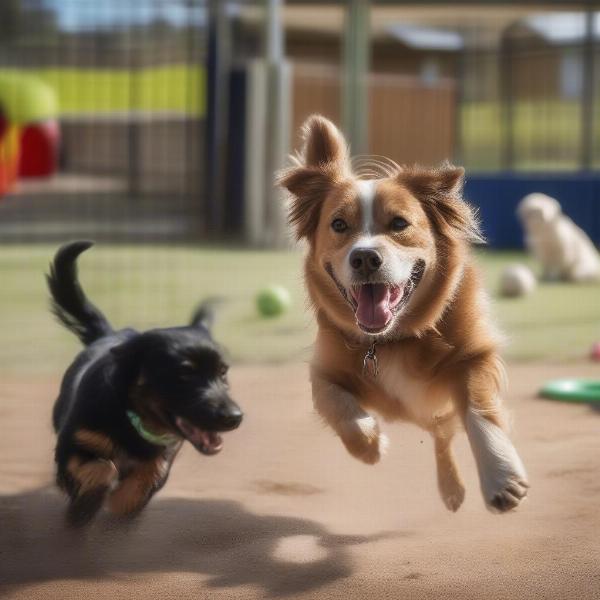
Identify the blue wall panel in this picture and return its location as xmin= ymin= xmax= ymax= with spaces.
xmin=464 ymin=173 xmax=600 ymax=249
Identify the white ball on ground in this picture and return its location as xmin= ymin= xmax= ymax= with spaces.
xmin=499 ymin=264 xmax=537 ymax=297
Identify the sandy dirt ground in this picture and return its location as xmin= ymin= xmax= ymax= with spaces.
xmin=1 ymin=360 xmax=599 ymax=600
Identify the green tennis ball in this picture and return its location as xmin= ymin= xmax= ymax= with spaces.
xmin=256 ymin=285 xmax=291 ymax=317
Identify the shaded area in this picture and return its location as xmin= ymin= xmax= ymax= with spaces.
xmin=0 ymin=487 xmax=401 ymax=597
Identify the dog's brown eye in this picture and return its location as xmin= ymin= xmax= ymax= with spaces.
xmin=391 ymin=216 xmax=409 ymax=231
xmin=219 ymin=364 xmax=229 ymax=378
xmin=331 ymin=218 xmax=348 ymax=233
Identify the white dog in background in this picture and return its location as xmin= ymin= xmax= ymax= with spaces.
xmin=517 ymin=193 xmax=600 ymax=282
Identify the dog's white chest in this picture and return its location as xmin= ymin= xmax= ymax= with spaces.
xmin=376 ymin=358 xmax=451 ymax=427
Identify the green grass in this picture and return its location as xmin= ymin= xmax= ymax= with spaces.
xmin=0 ymin=245 xmax=310 ymax=376
xmin=0 ymin=65 xmax=206 ymax=116
xmin=0 ymin=245 xmax=598 ymax=376
xmin=477 ymin=250 xmax=600 ymax=361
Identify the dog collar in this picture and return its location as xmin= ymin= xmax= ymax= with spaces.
xmin=126 ymin=410 xmax=180 ymax=447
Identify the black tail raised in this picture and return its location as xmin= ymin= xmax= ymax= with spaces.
xmin=190 ymin=296 xmax=225 ymax=331
xmin=47 ymin=241 xmax=113 ymax=346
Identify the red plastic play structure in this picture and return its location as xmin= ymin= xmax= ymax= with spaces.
xmin=0 ymin=74 xmax=60 ymax=196
xmin=19 ymin=119 xmax=60 ymax=178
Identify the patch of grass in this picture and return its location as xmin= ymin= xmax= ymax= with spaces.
xmin=477 ymin=250 xmax=600 ymax=361
xmin=0 ymin=65 xmax=206 ymax=116
xmin=0 ymin=245 xmax=310 ymax=375
xmin=0 ymin=245 xmax=598 ymax=376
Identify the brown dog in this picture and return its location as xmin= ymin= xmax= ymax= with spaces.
xmin=278 ymin=115 xmax=529 ymax=513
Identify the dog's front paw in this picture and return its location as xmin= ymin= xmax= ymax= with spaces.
xmin=339 ymin=416 xmax=388 ymax=465
xmin=486 ymin=475 xmax=529 ymax=513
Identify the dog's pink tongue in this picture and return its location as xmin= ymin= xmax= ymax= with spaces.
xmin=355 ymin=284 xmax=392 ymax=330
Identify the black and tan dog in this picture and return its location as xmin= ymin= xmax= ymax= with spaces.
xmin=48 ymin=241 xmax=243 ymax=526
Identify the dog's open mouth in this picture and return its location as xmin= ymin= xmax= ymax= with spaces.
xmin=326 ymin=260 xmax=425 ymax=334
xmin=174 ymin=416 xmax=223 ymax=455
xmin=349 ymin=283 xmax=404 ymax=333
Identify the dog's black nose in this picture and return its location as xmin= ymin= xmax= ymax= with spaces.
xmin=349 ymin=248 xmax=383 ymax=276
xmin=219 ymin=407 xmax=243 ymax=429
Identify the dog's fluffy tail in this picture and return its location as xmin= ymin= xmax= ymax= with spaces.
xmin=46 ymin=241 xmax=113 ymax=346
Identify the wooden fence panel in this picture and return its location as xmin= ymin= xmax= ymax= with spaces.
xmin=291 ymin=64 xmax=341 ymax=150
xmin=369 ymin=74 xmax=456 ymax=165
xmin=292 ymin=64 xmax=457 ymax=166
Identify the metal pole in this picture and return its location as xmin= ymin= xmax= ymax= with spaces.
xmin=581 ymin=7 xmax=595 ymax=170
xmin=263 ymin=0 xmax=290 ymax=247
xmin=205 ymin=0 xmax=231 ymax=237
xmin=342 ymin=0 xmax=370 ymax=155
xmin=453 ymin=44 xmax=467 ymax=166
xmin=265 ymin=0 xmax=283 ymax=63
xmin=128 ymin=38 xmax=140 ymax=197
xmin=499 ymin=28 xmax=514 ymax=171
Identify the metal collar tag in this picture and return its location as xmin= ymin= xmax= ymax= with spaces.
xmin=363 ymin=342 xmax=378 ymax=378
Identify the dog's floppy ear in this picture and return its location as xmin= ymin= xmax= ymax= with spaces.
xmin=399 ymin=164 xmax=483 ymax=243
xmin=278 ymin=167 xmax=335 ymax=240
xmin=277 ymin=115 xmax=349 ymax=240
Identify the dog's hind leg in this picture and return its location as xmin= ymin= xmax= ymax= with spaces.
xmin=63 ymin=455 xmax=118 ymax=526
xmin=433 ymin=433 xmax=465 ymax=512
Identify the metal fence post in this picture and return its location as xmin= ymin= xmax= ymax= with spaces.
xmin=205 ymin=0 xmax=231 ymax=237
xmin=244 ymin=60 xmax=268 ymax=246
xmin=128 ymin=44 xmax=140 ymax=197
xmin=499 ymin=28 xmax=514 ymax=171
xmin=581 ymin=7 xmax=595 ymax=170
xmin=263 ymin=0 xmax=290 ymax=248
xmin=342 ymin=0 xmax=370 ymax=155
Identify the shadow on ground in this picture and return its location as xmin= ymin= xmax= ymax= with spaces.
xmin=0 ymin=487 xmax=402 ymax=597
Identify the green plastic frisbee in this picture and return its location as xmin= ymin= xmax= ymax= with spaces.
xmin=540 ymin=379 xmax=600 ymax=404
